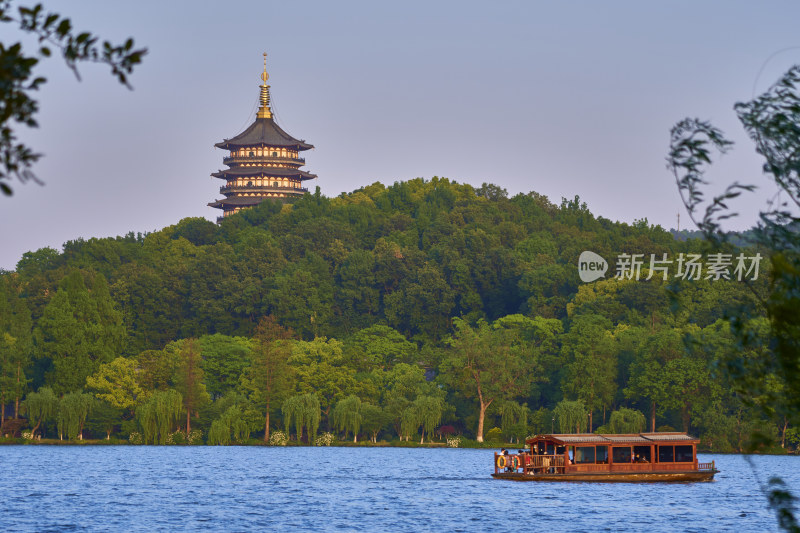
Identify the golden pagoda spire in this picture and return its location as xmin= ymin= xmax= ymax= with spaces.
xmin=257 ymin=52 xmax=273 ymax=119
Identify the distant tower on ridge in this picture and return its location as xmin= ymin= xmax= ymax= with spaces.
xmin=209 ymin=53 xmax=316 ymax=221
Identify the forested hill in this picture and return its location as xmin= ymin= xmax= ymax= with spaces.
xmin=15 ymin=178 xmax=683 ymax=347
xmin=1 ymin=178 xmax=778 ymax=450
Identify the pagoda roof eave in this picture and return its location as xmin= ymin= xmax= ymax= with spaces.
xmin=208 ymin=196 xmax=281 ymax=209
xmin=211 ymin=166 xmax=317 ymax=180
xmin=215 ymin=117 xmax=313 ymax=151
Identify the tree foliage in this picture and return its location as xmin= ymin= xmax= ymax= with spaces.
xmin=85 ymin=357 xmax=143 ymax=412
xmin=56 ymin=391 xmax=92 ymax=440
xmin=208 ymin=405 xmax=250 ymax=445
xmin=0 ymin=0 xmax=146 ymax=195
xmin=333 ymin=395 xmax=362 ymax=442
xmin=136 ymin=389 xmax=182 ymax=445
xmin=0 ymin=173 xmax=786 ymax=453
xmin=608 ymin=408 xmax=646 ymax=434
xmin=34 ymin=270 xmax=126 ymax=394
xmin=21 ymin=385 xmax=55 ymax=436
xmin=282 ymin=392 xmax=320 ymax=443
xmin=554 ymin=399 xmax=587 ymax=434
xmin=667 ymin=65 xmax=800 ymax=531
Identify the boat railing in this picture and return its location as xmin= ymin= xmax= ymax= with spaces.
xmin=698 ymin=460 xmax=715 ymax=471
xmin=524 ymin=454 xmax=566 ymax=474
xmin=527 ymin=454 xmax=564 ymax=468
xmin=494 ymin=453 xmax=568 ymax=474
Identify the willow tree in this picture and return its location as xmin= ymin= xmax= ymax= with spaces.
xmin=608 ymin=408 xmax=646 ymax=434
xmin=282 ymin=393 xmax=320 ymax=443
xmin=136 ymin=389 xmax=183 ymax=444
xmin=399 ymin=395 xmax=444 ymax=443
xmin=414 ymin=395 xmax=443 ymax=444
xmin=57 ymin=392 xmax=93 ymax=440
xmin=500 ymin=400 xmax=530 ymax=443
xmin=208 ymin=405 xmax=250 ymax=445
xmin=22 ymin=386 xmax=57 ymax=437
xmin=333 ymin=395 xmax=362 ymax=442
xmin=554 ymin=400 xmax=587 ymax=434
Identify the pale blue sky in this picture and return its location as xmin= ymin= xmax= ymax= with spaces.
xmin=2 ymin=0 xmax=799 ymax=269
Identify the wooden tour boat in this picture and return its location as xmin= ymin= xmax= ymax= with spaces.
xmin=493 ymin=432 xmax=718 ymax=482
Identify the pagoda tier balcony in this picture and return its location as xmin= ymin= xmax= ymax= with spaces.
xmin=220 ymin=184 xmax=309 ymax=195
xmin=223 ymin=154 xmax=305 ymax=166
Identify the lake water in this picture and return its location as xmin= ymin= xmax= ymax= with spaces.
xmin=0 ymin=446 xmax=796 ymax=532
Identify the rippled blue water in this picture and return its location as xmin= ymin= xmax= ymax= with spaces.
xmin=0 ymin=446 xmax=796 ymax=532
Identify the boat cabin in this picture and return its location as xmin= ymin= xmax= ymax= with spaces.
xmin=493 ymin=433 xmax=716 ymax=482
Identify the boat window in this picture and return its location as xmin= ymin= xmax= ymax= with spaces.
xmin=612 ymin=446 xmax=632 ymax=463
xmin=575 ymin=446 xmax=595 ymax=464
xmin=675 ymin=445 xmax=693 ymax=462
xmin=658 ymin=446 xmax=674 ymax=462
xmin=596 ymin=445 xmax=608 ymax=464
xmin=633 ymin=446 xmax=651 ymax=463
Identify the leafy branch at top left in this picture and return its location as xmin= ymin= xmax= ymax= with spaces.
xmin=0 ymin=0 xmax=147 ymax=196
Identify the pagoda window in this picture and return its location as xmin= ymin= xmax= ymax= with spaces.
xmin=273 ymin=181 xmax=278 ymax=188
xmin=249 ymin=151 xmax=254 ymax=157
xmin=247 ymin=181 xmax=253 ymax=187
xmin=272 ymin=151 xmax=278 ymax=157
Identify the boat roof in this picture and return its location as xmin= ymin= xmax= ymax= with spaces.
xmin=525 ymin=433 xmax=699 ymax=446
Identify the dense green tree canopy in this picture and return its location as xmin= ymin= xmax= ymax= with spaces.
xmin=0 ymin=175 xmax=778 ymax=452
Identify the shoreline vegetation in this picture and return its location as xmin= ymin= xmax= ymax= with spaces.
xmin=0 ymin=436 xmax=794 ymax=455
xmin=0 ymin=179 xmax=793 ymax=455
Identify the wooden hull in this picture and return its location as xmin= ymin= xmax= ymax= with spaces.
xmin=491 ymin=470 xmax=717 ymax=482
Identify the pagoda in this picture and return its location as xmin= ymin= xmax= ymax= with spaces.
xmin=209 ymin=54 xmax=316 ymax=221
